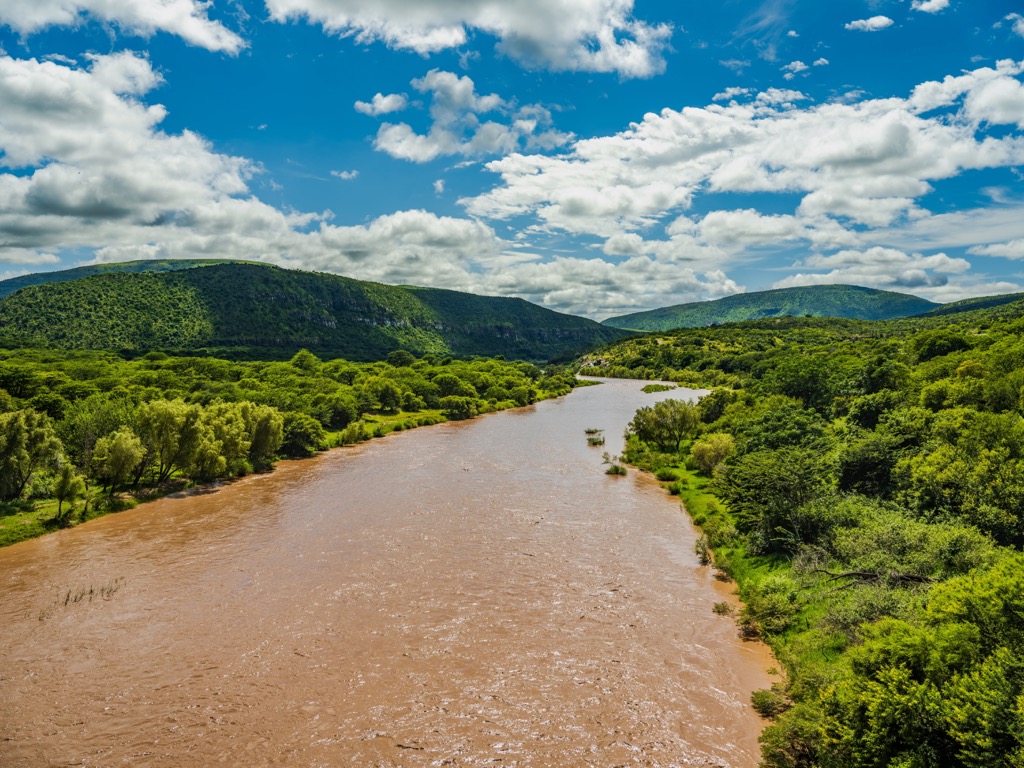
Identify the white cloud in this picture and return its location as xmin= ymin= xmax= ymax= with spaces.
xmin=0 ymin=0 xmax=244 ymax=53
xmin=912 ymin=0 xmax=949 ymax=13
xmin=433 ymin=179 xmax=445 ymax=194
xmin=713 ymin=87 xmax=752 ymax=102
xmin=363 ymin=70 xmax=573 ymax=162
xmin=1007 ymin=14 xmax=1024 ymax=37
xmin=263 ymin=0 xmax=672 ymax=78
xmin=773 ymin=247 xmax=970 ymax=294
xmin=331 ymin=170 xmax=359 ymax=180
xmin=845 ymin=16 xmax=894 ymax=32
xmin=787 ymin=30 xmax=799 ymax=38
xmin=813 ymin=58 xmax=829 ymax=67
xmin=968 ymin=239 xmax=1024 ymax=259
xmin=353 ymin=92 xmax=408 ymax=116
xmin=457 ymin=61 xmax=1024 ymax=303
xmin=0 ymin=52 xmax=254 ymax=263
xmin=782 ymin=61 xmax=808 ymax=80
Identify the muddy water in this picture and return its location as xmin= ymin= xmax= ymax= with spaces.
xmin=0 ymin=379 xmax=774 ymax=767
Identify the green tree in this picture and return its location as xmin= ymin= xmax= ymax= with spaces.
xmin=689 ymin=432 xmax=735 ymax=475
xmin=244 ymin=403 xmax=284 ymax=469
xmin=92 ymin=428 xmax=145 ymax=492
xmin=280 ymin=412 xmax=327 ymax=457
xmin=0 ymin=409 xmax=63 ymax=501
xmin=627 ymin=399 xmax=699 ymax=453
xmin=52 ymin=462 xmax=86 ymax=523
xmin=715 ymin=447 xmax=832 ymax=553
xmin=439 ymin=395 xmax=478 ymax=420
xmin=136 ymin=399 xmax=202 ymax=483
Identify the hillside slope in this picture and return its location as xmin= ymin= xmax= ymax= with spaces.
xmin=0 ymin=262 xmax=627 ymax=361
xmin=0 ymin=259 xmax=250 ymax=299
xmin=602 ymin=284 xmax=938 ymax=331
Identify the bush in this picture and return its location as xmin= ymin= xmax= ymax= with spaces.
xmin=752 ymin=685 xmax=792 ymax=719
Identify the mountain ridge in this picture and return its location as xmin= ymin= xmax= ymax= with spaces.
xmin=0 ymin=261 xmax=627 ymax=361
xmin=602 ymin=285 xmax=940 ymax=330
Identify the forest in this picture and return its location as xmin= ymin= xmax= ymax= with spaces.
xmin=0 ymin=346 xmax=575 ymax=546
xmin=582 ymin=299 xmax=1024 ymax=767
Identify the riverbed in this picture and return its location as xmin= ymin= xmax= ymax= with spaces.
xmin=0 ymin=379 xmax=773 ymax=767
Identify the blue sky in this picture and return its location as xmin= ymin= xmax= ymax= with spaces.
xmin=1 ymin=1 xmax=1023 ymax=319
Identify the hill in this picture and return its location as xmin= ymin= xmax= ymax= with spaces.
xmin=914 ymin=291 xmax=1024 ymax=318
xmin=0 ymin=259 xmax=253 ymax=299
xmin=601 ymin=284 xmax=938 ymax=331
xmin=0 ymin=262 xmax=627 ymax=361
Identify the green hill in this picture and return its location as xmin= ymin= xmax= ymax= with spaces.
xmin=914 ymin=291 xmax=1024 ymax=318
xmin=0 ymin=262 xmax=626 ymax=361
xmin=602 ymin=284 xmax=939 ymax=331
xmin=0 ymin=259 xmax=251 ymax=299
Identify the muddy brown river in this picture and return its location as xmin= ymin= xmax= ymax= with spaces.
xmin=0 ymin=379 xmax=774 ymax=767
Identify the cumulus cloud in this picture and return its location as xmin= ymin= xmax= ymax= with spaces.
xmin=331 ymin=170 xmax=359 ymax=180
xmin=782 ymin=60 xmax=808 ymax=80
xmin=1007 ymin=14 xmax=1024 ymax=37
xmin=813 ymin=58 xmax=829 ymax=67
xmin=353 ymin=92 xmax=408 ymax=116
xmin=772 ymin=247 xmax=970 ymax=293
xmin=455 ymin=61 xmax=1024 ymax=305
xmin=845 ymin=16 xmax=894 ymax=32
xmin=0 ymin=52 xmax=256 ymax=263
xmin=912 ymin=0 xmax=950 ymax=13
xmin=0 ymin=0 xmax=244 ymax=52
xmin=264 ymin=0 xmax=672 ymax=78
xmin=361 ymin=70 xmax=573 ymax=162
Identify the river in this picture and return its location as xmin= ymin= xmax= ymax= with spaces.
xmin=0 ymin=379 xmax=774 ymax=767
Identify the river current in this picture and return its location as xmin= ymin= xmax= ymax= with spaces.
xmin=0 ymin=379 xmax=773 ymax=767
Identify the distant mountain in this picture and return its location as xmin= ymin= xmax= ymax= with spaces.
xmin=0 ymin=261 xmax=627 ymax=361
xmin=602 ymin=285 xmax=939 ymax=331
xmin=914 ymin=292 xmax=1024 ymax=318
xmin=0 ymin=259 xmax=252 ymax=299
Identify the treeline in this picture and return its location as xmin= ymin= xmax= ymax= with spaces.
xmin=0 ymin=347 xmax=575 ymax=545
xmin=586 ymin=304 xmax=1024 ymax=767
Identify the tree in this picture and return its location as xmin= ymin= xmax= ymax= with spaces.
xmin=0 ymin=409 xmax=63 ymax=501
xmin=289 ymin=348 xmax=321 ymax=373
xmin=627 ymin=399 xmax=699 ymax=453
xmin=689 ymin=432 xmax=735 ymax=475
xmin=439 ymin=395 xmax=478 ymax=420
xmin=92 ymin=428 xmax=145 ymax=493
xmin=136 ymin=399 xmax=202 ymax=483
xmin=280 ymin=412 xmax=327 ymax=458
xmin=53 ymin=462 xmax=86 ymax=523
xmin=244 ymin=403 xmax=284 ymax=469
xmin=714 ymin=447 xmax=832 ymax=553
xmin=386 ymin=349 xmax=416 ymax=367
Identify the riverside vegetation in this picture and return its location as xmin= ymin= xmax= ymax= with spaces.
xmin=581 ymin=300 xmax=1024 ymax=767
xmin=0 ymin=347 xmax=575 ymax=547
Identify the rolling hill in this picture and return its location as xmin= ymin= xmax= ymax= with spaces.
xmin=0 ymin=262 xmax=628 ymax=361
xmin=0 ymin=259 xmax=253 ymax=299
xmin=601 ymin=285 xmax=940 ymax=331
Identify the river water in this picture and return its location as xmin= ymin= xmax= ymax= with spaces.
xmin=0 ymin=379 xmax=773 ymax=767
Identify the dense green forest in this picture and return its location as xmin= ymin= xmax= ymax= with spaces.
xmin=0 ymin=347 xmax=577 ymax=546
xmin=0 ymin=262 xmax=626 ymax=361
xmin=0 ymin=258 xmax=250 ymax=299
xmin=582 ymin=298 xmax=1024 ymax=767
xmin=602 ymin=284 xmax=941 ymax=331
